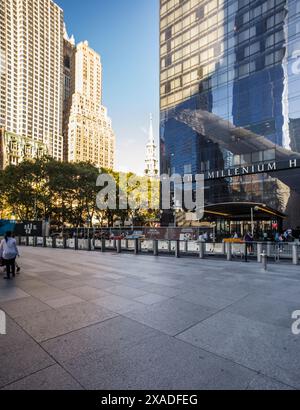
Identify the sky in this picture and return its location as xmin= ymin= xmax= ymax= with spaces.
xmin=55 ymin=0 xmax=159 ymax=175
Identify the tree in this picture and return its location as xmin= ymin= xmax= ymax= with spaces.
xmin=0 ymin=157 xmax=160 ymax=228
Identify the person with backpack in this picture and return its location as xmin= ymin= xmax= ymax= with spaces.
xmin=0 ymin=231 xmax=19 ymax=280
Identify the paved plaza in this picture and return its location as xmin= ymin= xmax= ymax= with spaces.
xmin=0 ymin=247 xmax=300 ymax=390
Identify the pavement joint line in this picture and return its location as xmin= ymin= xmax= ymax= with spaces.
xmin=33 ymin=313 xmax=121 ymax=344
xmin=172 ymin=292 xmax=252 ymax=338
xmin=176 ymin=338 xmax=297 ymax=391
xmin=150 ymin=287 xmax=300 ymax=389
xmin=118 ymin=311 xmax=296 ymax=390
xmin=0 ymin=364 xmax=56 ymax=390
xmin=1 ymin=310 xmax=87 ymax=391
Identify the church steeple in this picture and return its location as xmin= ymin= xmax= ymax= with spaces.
xmin=149 ymin=113 xmax=154 ymax=144
xmin=144 ymin=114 xmax=158 ymax=178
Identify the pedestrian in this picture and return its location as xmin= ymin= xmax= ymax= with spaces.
xmin=198 ymin=233 xmax=205 ymax=242
xmin=0 ymin=231 xmax=19 ymax=280
xmin=278 ymin=233 xmax=284 ymax=251
xmin=244 ymin=231 xmax=254 ymax=253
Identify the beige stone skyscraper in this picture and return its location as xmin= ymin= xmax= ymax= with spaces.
xmin=0 ymin=0 xmax=64 ymax=169
xmin=67 ymin=41 xmax=115 ymax=169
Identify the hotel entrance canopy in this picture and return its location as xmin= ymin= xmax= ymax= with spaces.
xmin=204 ymin=202 xmax=286 ymax=221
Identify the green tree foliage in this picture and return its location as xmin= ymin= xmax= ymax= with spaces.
xmin=0 ymin=157 xmax=160 ymax=227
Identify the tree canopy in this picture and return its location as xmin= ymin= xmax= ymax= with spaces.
xmin=0 ymin=157 xmax=160 ymax=227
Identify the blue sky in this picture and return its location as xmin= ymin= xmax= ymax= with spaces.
xmin=55 ymin=0 xmax=159 ymax=175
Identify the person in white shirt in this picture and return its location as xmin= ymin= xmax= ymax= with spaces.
xmin=0 ymin=231 xmax=19 ymax=280
xmin=198 ymin=234 xmax=205 ymax=242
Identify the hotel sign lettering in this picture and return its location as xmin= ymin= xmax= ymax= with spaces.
xmin=205 ymin=159 xmax=300 ymax=180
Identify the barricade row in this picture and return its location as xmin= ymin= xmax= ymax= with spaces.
xmin=17 ymin=236 xmax=300 ymax=266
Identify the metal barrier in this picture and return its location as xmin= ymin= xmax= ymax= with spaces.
xmin=17 ymin=236 xmax=300 ymax=265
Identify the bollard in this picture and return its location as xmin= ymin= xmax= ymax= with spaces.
xmin=113 ymin=239 xmax=117 ymax=250
xmin=134 ymin=238 xmax=139 ymax=255
xmin=63 ymin=237 xmax=67 ymax=249
xmin=87 ymin=238 xmax=92 ymax=251
xmin=125 ymin=239 xmax=129 ymax=250
xmin=74 ymin=236 xmax=78 ymax=251
xmin=199 ymin=242 xmax=205 ymax=259
xmin=261 ymin=251 xmax=267 ymax=271
xmin=257 ymin=243 xmax=262 ymax=263
xmin=116 ymin=239 xmax=121 ymax=254
xmin=244 ymin=242 xmax=248 ymax=263
xmin=184 ymin=241 xmax=188 ymax=253
xmin=26 ymin=236 xmax=29 ymax=247
xmin=101 ymin=238 xmax=106 ymax=253
xmin=43 ymin=236 xmax=47 ymax=248
xmin=227 ymin=243 xmax=232 ymax=261
xmin=52 ymin=236 xmax=56 ymax=249
xmin=221 ymin=242 xmax=226 ymax=255
xmin=153 ymin=240 xmax=158 ymax=256
xmin=175 ymin=240 xmax=180 ymax=258
xmin=267 ymin=242 xmax=271 ymax=257
xmin=33 ymin=236 xmax=37 ymax=247
xmin=292 ymin=244 xmax=299 ymax=265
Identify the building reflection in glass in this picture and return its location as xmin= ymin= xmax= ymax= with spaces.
xmin=160 ymin=0 xmax=300 ymax=230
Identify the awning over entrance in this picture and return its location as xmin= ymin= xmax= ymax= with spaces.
xmin=204 ymin=202 xmax=286 ymax=221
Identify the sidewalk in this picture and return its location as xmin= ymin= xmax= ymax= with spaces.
xmin=0 ymin=247 xmax=299 ymax=390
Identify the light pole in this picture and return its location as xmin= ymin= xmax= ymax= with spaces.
xmin=212 ymin=222 xmax=216 ymax=242
xmin=251 ymin=207 xmax=254 ymax=236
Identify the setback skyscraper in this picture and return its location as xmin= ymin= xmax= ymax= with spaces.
xmin=67 ymin=41 xmax=115 ymax=169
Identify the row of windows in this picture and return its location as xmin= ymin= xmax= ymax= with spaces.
xmin=161 ymin=42 xmax=286 ymax=95
xmin=161 ymin=55 xmax=287 ymax=109
xmin=161 ymin=9 xmax=286 ymax=69
xmin=161 ymin=0 xmax=285 ymax=42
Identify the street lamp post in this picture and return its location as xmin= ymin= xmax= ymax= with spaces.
xmin=251 ymin=207 xmax=254 ymax=236
xmin=251 ymin=206 xmax=260 ymax=237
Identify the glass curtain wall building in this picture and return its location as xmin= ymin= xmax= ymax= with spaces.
xmin=160 ymin=0 xmax=300 ymax=234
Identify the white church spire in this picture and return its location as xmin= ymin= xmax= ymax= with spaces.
xmin=145 ymin=114 xmax=158 ymax=178
xmin=149 ymin=113 xmax=154 ymax=144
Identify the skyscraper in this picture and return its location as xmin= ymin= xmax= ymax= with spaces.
xmin=63 ymin=26 xmax=76 ymax=162
xmin=0 ymin=0 xmax=64 ymax=169
xmin=160 ymin=0 xmax=300 ymax=231
xmin=67 ymin=41 xmax=115 ymax=170
xmin=145 ymin=114 xmax=159 ymax=177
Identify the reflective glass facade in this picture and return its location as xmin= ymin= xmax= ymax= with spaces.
xmin=160 ymin=0 xmax=300 ymax=229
